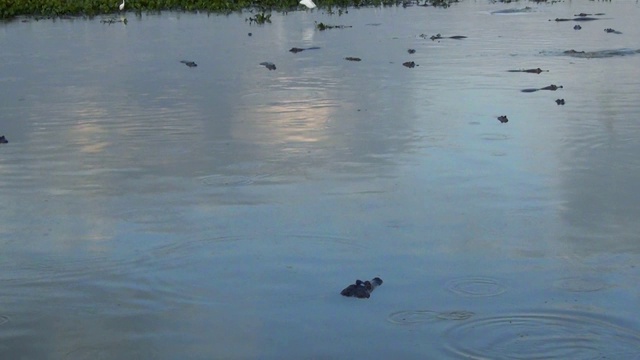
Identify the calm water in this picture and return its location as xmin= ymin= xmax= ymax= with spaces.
xmin=2 ymin=1 xmax=640 ymax=359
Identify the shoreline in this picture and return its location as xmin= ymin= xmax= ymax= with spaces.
xmin=1 ymin=0 xmax=458 ymax=21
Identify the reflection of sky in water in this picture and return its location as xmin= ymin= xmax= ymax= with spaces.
xmin=1 ymin=1 xmax=640 ymax=358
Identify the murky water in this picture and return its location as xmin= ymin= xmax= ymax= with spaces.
xmin=1 ymin=1 xmax=640 ymax=358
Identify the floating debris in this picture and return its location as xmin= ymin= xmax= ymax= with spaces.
xmin=507 ymin=68 xmax=548 ymax=74
xmin=402 ymin=61 xmax=416 ymax=68
xmin=341 ymin=277 xmax=383 ymax=299
xmin=259 ymin=62 xmax=276 ymax=70
xmin=0 ymin=135 xmax=7 ymax=144
xmin=497 ymin=115 xmax=508 ymax=124
xmin=574 ymin=25 xmax=582 ymax=30
xmin=604 ymin=28 xmax=622 ymax=34
xmin=407 ymin=48 xmax=416 ymax=54
xmin=344 ymin=57 xmax=361 ymax=62
xmin=556 ymin=99 xmax=565 ymax=105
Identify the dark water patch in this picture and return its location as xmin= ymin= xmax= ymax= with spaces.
xmin=445 ymin=276 xmax=506 ymax=297
xmin=444 ymin=310 xmax=640 ymax=359
xmin=553 ymin=277 xmax=612 ymax=292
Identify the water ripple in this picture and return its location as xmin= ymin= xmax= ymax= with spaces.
xmin=387 ymin=310 xmax=439 ymax=325
xmin=437 ymin=310 xmax=475 ymax=321
xmin=553 ymin=277 xmax=612 ymax=293
xmin=445 ymin=276 xmax=507 ymax=297
xmin=387 ymin=310 xmax=475 ymax=325
xmin=444 ymin=310 xmax=640 ymax=359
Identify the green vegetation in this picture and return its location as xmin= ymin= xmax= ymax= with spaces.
xmin=247 ymin=11 xmax=271 ymax=24
xmin=0 ymin=0 xmax=459 ymax=20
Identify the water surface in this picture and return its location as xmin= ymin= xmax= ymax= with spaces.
xmin=1 ymin=1 xmax=640 ymax=358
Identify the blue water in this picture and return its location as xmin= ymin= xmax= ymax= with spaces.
xmin=1 ymin=1 xmax=640 ymax=358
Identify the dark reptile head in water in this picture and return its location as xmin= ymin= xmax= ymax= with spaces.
xmin=341 ymin=277 xmax=383 ymax=299
xmin=541 ymin=84 xmax=563 ymax=91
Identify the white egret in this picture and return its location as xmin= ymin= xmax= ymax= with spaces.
xmin=119 ymin=0 xmax=125 ymax=11
xmin=300 ymin=0 xmax=316 ymax=9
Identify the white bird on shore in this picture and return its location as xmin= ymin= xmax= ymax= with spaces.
xmin=300 ymin=0 xmax=316 ymax=9
xmin=119 ymin=0 xmax=125 ymax=11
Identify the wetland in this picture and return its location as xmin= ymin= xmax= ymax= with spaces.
xmin=1 ymin=0 xmax=640 ymax=358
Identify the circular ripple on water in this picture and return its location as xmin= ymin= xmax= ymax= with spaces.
xmin=444 ymin=310 xmax=640 ymax=359
xmin=446 ymin=277 xmax=507 ymax=297
xmin=553 ymin=277 xmax=612 ymax=292
xmin=388 ymin=310 xmax=475 ymax=325
xmin=0 ymin=315 xmax=9 ymax=325
xmin=387 ymin=310 xmax=440 ymax=325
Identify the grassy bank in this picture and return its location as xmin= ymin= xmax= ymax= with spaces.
xmin=0 ymin=0 xmax=459 ymax=20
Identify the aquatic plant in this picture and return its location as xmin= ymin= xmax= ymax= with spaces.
xmin=247 ymin=11 xmax=271 ymax=24
xmin=0 ymin=0 xmax=462 ymax=20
